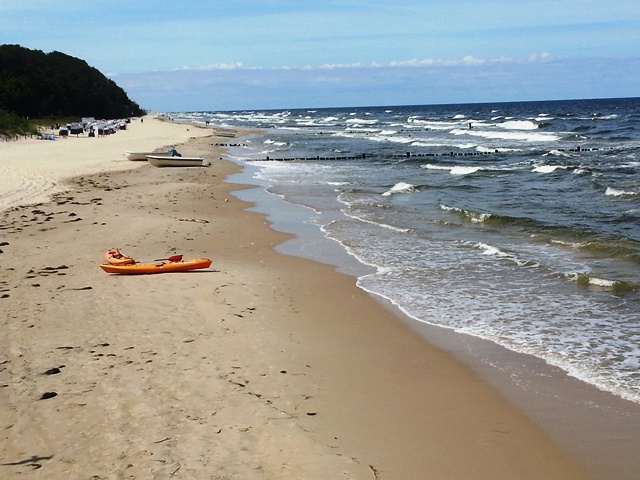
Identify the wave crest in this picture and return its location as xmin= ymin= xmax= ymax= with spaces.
xmin=382 ymin=182 xmax=418 ymax=196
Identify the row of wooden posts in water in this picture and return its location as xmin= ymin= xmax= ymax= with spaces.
xmin=228 ymin=145 xmax=615 ymax=162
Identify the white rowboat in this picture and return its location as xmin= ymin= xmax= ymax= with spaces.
xmin=146 ymin=155 xmax=205 ymax=167
xmin=124 ymin=150 xmax=168 ymax=161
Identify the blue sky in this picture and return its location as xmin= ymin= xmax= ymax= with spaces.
xmin=2 ymin=1 xmax=638 ymax=111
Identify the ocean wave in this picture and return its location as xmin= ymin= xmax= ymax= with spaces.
xmin=592 ymin=113 xmax=619 ymax=120
xmin=605 ymin=187 xmax=638 ymax=197
xmin=572 ymin=168 xmax=590 ymax=175
xmin=473 ymin=242 xmax=510 ymax=257
xmin=440 ymin=204 xmax=492 ymax=223
xmin=545 ymin=149 xmax=575 ymax=158
xmin=440 ymin=204 xmax=554 ymax=230
xmin=410 ymin=141 xmax=452 ymax=148
xmin=342 ymin=209 xmax=411 ymax=233
xmin=345 ymin=118 xmax=379 ymax=125
xmin=532 ymin=165 xmax=568 ymax=173
xmin=263 ymin=139 xmax=288 ymax=147
xmin=451 ymin=128 xmax=561 ymax=142
xmin=562 ymin=272 xmax=637 ymax=292
xmin=500 ymin=120 xmax=539 ymax=130
xmin=422 ymin=164 xmax=453 ymax=171
xmin=466 ymin=241 xmax=540 ymax=268
xmin=337 ymin=130 xmax=415 ymax=144
xmin=421 ymin=163 xmax=513 ymax=175
xmin=450 ymin=166 xmax=482 ymax=175
xmin=382 ymin=182 xmax=418 ymax=196
xmin=542 ymin=236 xmax=640 ymax=266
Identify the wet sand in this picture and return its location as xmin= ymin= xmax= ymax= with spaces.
xmin=0 ymin=120 xmax=633 ymax=479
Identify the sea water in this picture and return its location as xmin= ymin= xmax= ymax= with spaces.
xmin=175 ymin=98 xmax=640 ymax=404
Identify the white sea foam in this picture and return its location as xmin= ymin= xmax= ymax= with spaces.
xmin=451 ymin=128 xmax=561 ymax=142
xmin=475 ymin=242 xmax=509 ymax=257
xmin=345 ymin=118 xmax=379 ymax=125
xmin=440 ymin=204 xmax=492 ymax=222
xmin=546 ymin=149 xmax=574 ymax=157
xmin=605 ymin=187 xmax=637 ymax=197
xmin=342 ymin=209 xmax=410 ymax=233
xmin=410 ymin=141 xmax=451 ymax=148
xmin=367 ymin=134 xmax=414 ymax=144
xmin=450 ymin=166 xmax=482 ymax=175
xmin=501 ymin=120 xmax=539 ymax=130
xmin=422 ymin=163 xmax=512 ymax=175
xmin=422 ymin=164 xmax=454 ymax=171
xmin=533 ymin=165 xmax=563 ymax=173
xmin=565 ymin=272 xmax=619 ymax=289
xmin=588 ymin=277 xmax=617 ymax=287
xmin=263 ymin=139 xmax=287 ymax=147
xmin=407 ymin=117 xmax=458 ymax=130
xmin=382 ymin=182 xmax=418 ymax=196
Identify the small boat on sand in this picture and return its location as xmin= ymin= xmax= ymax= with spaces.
xmin=124 ymin=150 xmax=167 ymax=161
xmin=100 ymin=258 xmax=212 ymax=275
xmin=146 ymin=155 xmax=205 ymax=167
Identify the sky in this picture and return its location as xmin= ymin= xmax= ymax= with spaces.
xmin=1 ymin=0 xmax=639 ymax=112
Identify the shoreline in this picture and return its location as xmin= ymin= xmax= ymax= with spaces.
xmin=0 ymin=122 xmax=637 ymax=478
xmin=228 ymin=150 xmax=640 ymax=479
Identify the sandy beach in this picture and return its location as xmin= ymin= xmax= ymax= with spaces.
xmin=0 ymin=118 xmax=636 ymax=479
xmin=0 ymin=116 xmax=211 ymax=212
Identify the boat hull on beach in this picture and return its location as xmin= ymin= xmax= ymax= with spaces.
xmin=146 ymin=155 xmax=205 ymax=167
xmin=100 ymin=258 xmax=212 ymax=274
xmin=123 ymin=150 xmax=167 ymax=161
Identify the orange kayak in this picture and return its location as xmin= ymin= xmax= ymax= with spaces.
xmin=100 ymin=258 xmax=212 ymax=275
xmin=104 ymin=248 xmax=134 ymax=265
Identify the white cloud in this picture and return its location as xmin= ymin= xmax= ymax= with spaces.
xmin=115 ymin=55 xmax=638 ymax=112
xmin=172 ymin=53 xmax=557 ymax=73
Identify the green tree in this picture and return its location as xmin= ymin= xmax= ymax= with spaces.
xmin=0 ymin=44 xmax=145 ymax=119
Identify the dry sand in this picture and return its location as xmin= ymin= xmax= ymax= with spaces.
xmin=0 ymin=116 xmax=211 ymax=212
xmin=0 ymin=118 xmax=608 ymax=479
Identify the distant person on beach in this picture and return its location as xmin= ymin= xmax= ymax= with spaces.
xmin=169 ymin=147 xmax=182 ymax=157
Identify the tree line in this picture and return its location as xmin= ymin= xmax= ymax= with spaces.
xmin=0 ymin=44 xmax=145 ymax=127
